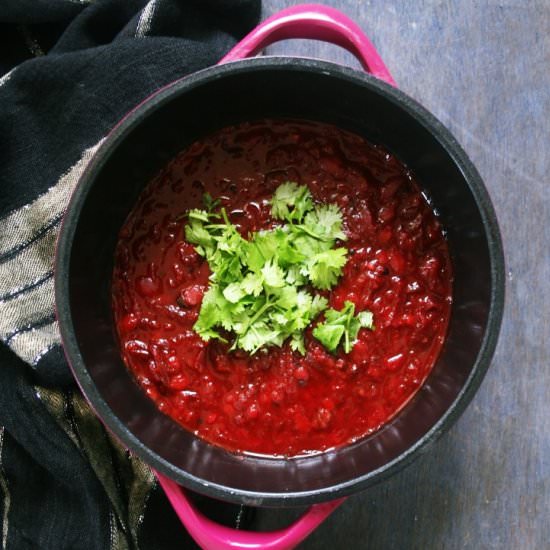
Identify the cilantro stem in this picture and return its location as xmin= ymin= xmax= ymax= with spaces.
xmin=220 ymin=207 xmax=231 ymax=226
xmin=344 ymin=303 xmax=354 ymax=353
xmin=246 ymin=297 xmax=272 ymax=329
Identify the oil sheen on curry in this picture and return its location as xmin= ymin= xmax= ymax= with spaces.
xmin=112 ymin=120 xmax=452 ymax=457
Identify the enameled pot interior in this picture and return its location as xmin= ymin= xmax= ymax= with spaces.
xmin=57 ymin=59 xmax=502 ymax=506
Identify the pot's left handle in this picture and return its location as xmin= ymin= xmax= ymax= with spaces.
xmin=156 ymin=472 xmax=345 ymax=550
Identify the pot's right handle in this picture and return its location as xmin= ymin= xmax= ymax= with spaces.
xmin=156 ymin=472 xmax=346 ymax=550
xmin=220 ymin=3 xmax=395 ymax=86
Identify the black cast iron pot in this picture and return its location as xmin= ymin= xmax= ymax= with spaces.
xmin=55 ymin=4 xmax=504 ymax=549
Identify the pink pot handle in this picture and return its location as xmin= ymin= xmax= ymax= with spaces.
xmin=219 ymin=3 xmax=395 ymax=86
xmin=155 ymin=471 xmax=346 ymax=550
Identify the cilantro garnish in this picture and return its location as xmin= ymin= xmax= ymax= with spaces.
xmin=183 ymin=182 xmax=374 ymax=355
xmin=312 ymin=301 xmax=374 ymax=354
xmin=270 ymin=181 xmax=314 ymax=222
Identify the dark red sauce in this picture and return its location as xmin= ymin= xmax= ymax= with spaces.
xmin=112 ymin=120 xmax=452 ymax=456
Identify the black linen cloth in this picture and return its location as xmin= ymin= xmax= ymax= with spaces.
xmin=0 ymin=1 xmax=261 ymax=548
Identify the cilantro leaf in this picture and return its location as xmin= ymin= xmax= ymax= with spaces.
xmin=241 ymin=272 xmax=264 ymax=296
xmin=303 ymin=203 xmax=346 ymax=242
xmin=312 ymin=301 xmax=375 ymax=353
xmin=261 ymin=259 xmax=285 ymax=288
xmin=312 ymin=324 xmax=346 ymax=353
xmin=193 ymin=285 xmax=228 ymax=341
xmin=185 ymin=221 xmax=214 ymax=253
xmin=203 ymin=192 xmax=221 ymax=212
xmin=311 ymin=295 xmax=329 ymax=317
xmin=306 ymin=247 xmax=348 ymax=290
xmin=270 ymin=181 xmax=314 ymax=222
xmin=357 ymin=310 xmax=374 ymax=329
xmin=238 ymin=322 xmax=282 ymax=354
xmin=222 ymin=282 xmax=247 ymax=304
xmin=188 ymin=209 xmax=211 ymax=223
xmin=290 ymin=333 xmax=306 ymax=355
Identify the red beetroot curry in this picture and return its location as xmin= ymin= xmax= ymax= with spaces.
xmin=112 ymin=120 xmax=452 ymax=456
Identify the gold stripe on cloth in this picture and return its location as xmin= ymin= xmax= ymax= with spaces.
xmin=36 ymin=387 xmax=155 ymax=548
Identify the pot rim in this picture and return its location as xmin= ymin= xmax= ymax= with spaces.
xmin=55 ymin=56 xmax=505 ymax=506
